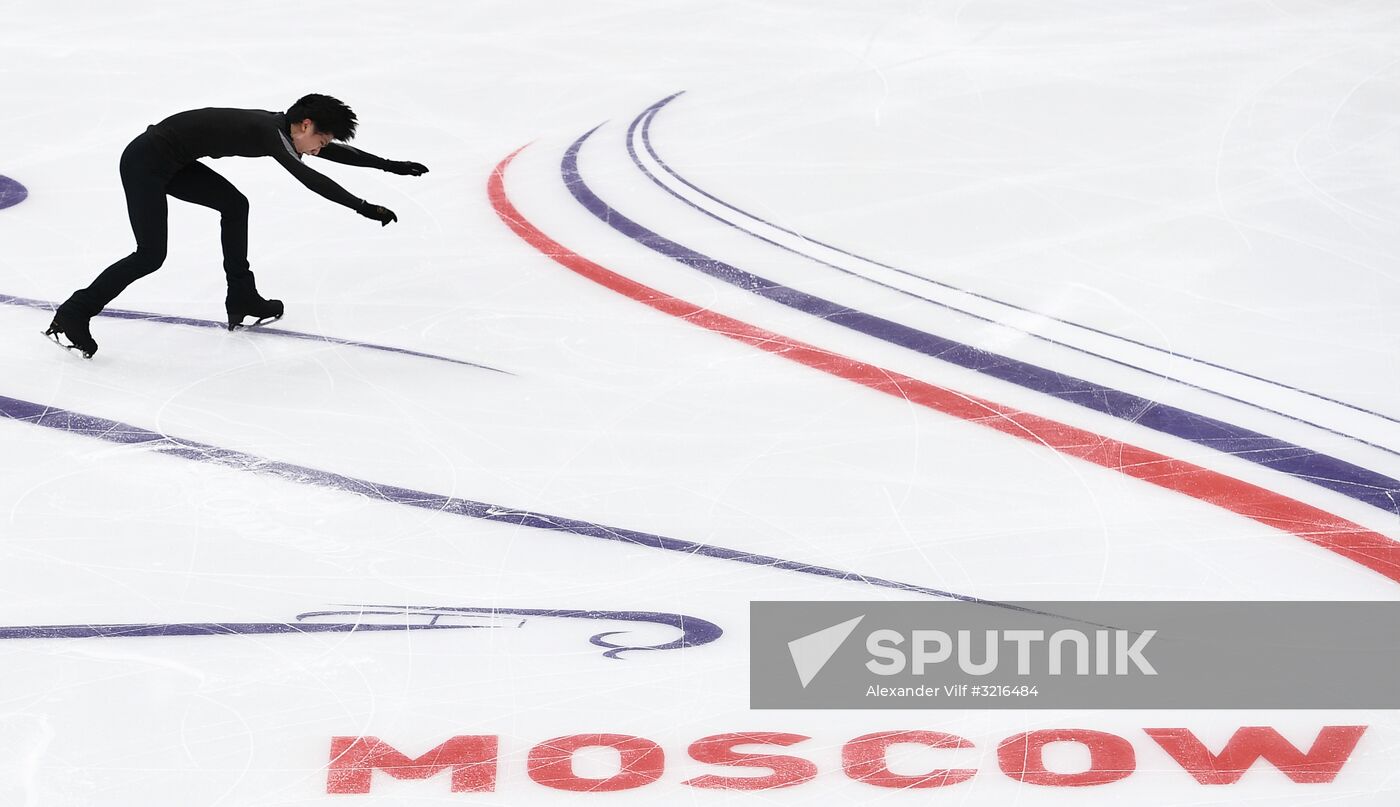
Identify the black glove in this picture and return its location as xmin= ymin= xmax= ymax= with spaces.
xmin=357 ymin=202 xmax=398 ymax=226
xmin=385 ymin=160 xmax=429 ymax=176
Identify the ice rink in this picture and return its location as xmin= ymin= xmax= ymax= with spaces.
xmin=1 ymin=0 xmax=1398 ymax=803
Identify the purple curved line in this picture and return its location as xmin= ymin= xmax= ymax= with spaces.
xmin=1 ymin=293 xmax=508 ymax=374
xmin=334 ymin=605 xmax=724 ymax=658
xmin=636 ymin=92 xmax=1398 ymax=429
xmin=0 ymin=622 xmax=477 ymax=639
xmin=564 ymin=122 xmax=1400 ymax=516
xmin=0 ymin=392 xmax=1050 ymax=614
xmin=0 ymin=175 xmax=26 ymax=210
xmin=0 ymin=606 xmax=723 ymax=658
xmin=632 ymin=102 xmax=1395 ymax=458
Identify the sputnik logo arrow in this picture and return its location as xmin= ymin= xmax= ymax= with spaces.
xmin=788 ymin=615 xmax=865 ymax=688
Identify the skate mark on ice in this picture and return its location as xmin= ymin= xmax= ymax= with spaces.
xmin=0 ymin=176 xmax=26 ymax=210
xmin=631 ymin=92 xmax=1399 ymax=431
xmin=490 ymin=145 xmax=1400 ymax=583
xmin=562 ymin=124 xmax=1400 ymax=517
xmin=0 ymin=604 xmax=722 ymax=659
xmin=0 ymin=392 xmax=1047 ymax=612
xmin=0 ymin=293 xmax=509 ymax=374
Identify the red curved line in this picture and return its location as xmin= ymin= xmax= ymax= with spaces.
xmin=489 ymin=147 xmax=1400 ymax=584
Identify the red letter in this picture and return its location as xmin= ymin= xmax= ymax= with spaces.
xmin=998 ymin=729 xmax=1135 ymax=786
xmin=842 ymin=731 xmax=975 ymax=788
xmin=327 ymin=736 xmax=497 ymax=794
xmin=684 ymin=732 xmax=816 ymax=790
xmin=527 ymin=734 xmax=664 ymax=792
xmin=1145 ymin=726 xmax=1365 ymax=784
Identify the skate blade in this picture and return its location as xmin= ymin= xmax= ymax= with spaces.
xmin=43 ymin=328 xmax=94 ymax=360
xmin=228 ymin=312 xmax=284 ymax=331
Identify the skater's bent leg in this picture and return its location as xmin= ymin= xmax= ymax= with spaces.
xmin=64 ymin=137 xmax=173 ymax=317
xmin=166 ymin=162 xmax=278 ymax=327
xmin=166 ymin=162 xmax=250 ymax=284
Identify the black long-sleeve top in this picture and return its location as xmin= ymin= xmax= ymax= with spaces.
xmin=147 ymin=107 xmax=388 ymax=210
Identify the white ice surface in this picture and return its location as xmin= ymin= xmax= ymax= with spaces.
xmin=1 ymin=1 xmax=1398 ymax=804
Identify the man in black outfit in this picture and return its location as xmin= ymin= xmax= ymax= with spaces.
xmin=47 ymin=93 xmax=427 ymax=358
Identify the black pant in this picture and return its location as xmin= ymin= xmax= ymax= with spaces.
xmin=64 ymin=131 xmax=254 ymax=317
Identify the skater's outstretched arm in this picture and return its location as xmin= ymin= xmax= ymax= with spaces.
xmin=318 ymin=142 xmax=429 ymax=176
xmin=269 ymin=141 xmax=366 ymax=209
xmin=268 ymin=143 xmax=397 ymax=226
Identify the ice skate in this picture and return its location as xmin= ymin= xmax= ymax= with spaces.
xmin=43 ymin=308 xmax=99 ymax=358
xmin=225 ymin=288 xmax=284 ymax=331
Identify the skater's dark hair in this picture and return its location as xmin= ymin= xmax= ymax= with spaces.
xmin=286 ymin=93 xmax=358 ymax=141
